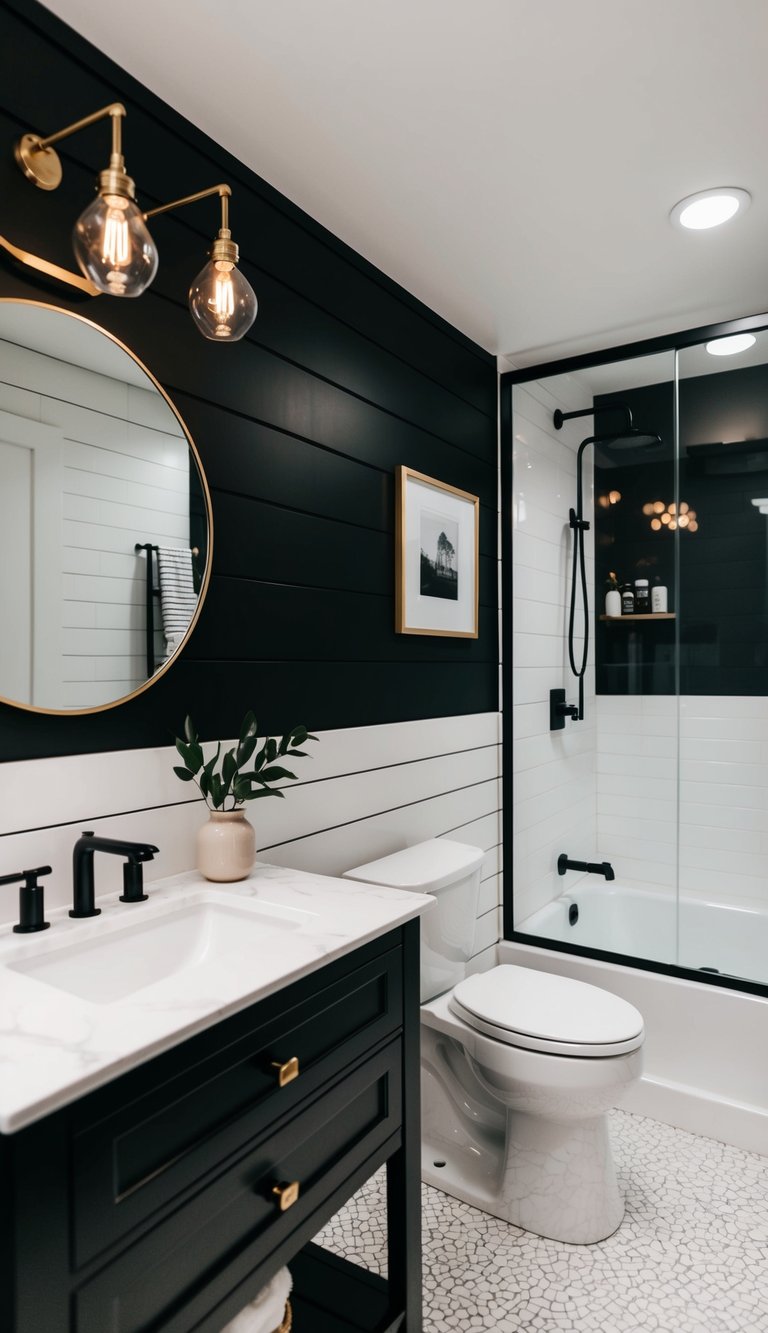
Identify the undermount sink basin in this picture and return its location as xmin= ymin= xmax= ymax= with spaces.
xmin=7 ymin=896 xmax=315 ymax=1005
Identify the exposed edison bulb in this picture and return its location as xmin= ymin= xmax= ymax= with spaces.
xmin=608 ymin=489 xmax=622 ymax=505
xmin=651 ymin=518 xmax=662 ymax=531
xmin=189 ymin=258 xmax=257 ymax=341
xmin=73 ymin=193 xmax=158 ymax=297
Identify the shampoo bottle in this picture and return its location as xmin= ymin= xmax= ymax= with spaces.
xmin=605 ymin=572 xmax=622 ymax=617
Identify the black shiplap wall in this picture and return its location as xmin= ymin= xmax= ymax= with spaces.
xmin=595 ymin=369 xmax=768 ymax=695
xmin=0 ymin=0 xmax=498 ymax=761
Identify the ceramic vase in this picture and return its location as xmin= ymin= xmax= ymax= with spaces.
xmin=197 ymin=809 xmax=256 ymax=882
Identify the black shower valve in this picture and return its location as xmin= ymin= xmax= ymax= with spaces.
xmin=550 ymin=688 xmax=579 ymax=731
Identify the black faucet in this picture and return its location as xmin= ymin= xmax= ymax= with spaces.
xmin=0 ymin=866 xmax=52 ymax=933
xmin=558 ymin=853 xmax=615 ymax=882
xmin=71 ymin=832 xmax=159 ymax=918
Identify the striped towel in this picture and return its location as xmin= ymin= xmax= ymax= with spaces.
xmin=157 ymin=546 xmax=198 ymax=658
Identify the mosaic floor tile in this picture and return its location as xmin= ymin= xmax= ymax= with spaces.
xmin=315 ymin=1109 xmax=768 ymax=1332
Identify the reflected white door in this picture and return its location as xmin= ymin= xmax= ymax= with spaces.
xmin=0 ymin=439 xmax=32 ymax=701
xmin=0 ymin=412 xmax=63 ymax=707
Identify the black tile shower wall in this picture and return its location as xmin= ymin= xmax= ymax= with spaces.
xmin=0 ymin=1 xmax=498 ymax=761
xmin=595 ymin=368 xmax=768 ymax=695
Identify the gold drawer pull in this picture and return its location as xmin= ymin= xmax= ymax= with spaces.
xmin=272 ymin=1180 xmax=300 ymax=1211
xmin=271 ymin=1056 xmax=299 ymax=1087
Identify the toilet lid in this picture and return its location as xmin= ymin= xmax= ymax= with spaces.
xmin=450 ymin=966 xmax=644 ymax=1058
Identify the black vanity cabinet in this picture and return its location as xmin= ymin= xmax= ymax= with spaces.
xmin=0 ymin=922 xmax=422 ymax=1333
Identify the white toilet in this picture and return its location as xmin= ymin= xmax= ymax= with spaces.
xmin=345 ymin=838 xmax=644 ymax=1244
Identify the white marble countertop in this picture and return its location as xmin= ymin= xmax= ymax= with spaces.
xmin=0 ymin=863 xmax=433 ymax=1133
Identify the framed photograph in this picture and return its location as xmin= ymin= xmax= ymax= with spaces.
xmin=395 ymin=466 xmax=479 ymax=637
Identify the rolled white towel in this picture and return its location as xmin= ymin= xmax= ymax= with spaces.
xmin=219 ymin=1266 xmax=292 ymax=1333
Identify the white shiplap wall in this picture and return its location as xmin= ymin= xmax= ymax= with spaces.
xmin=511 ymin=378 xmax=598 ymax=927
xmin=597 ymin=694 xmax=768 ymax=912
xmin=0 ymin=338 xmax=189 ymax=708
xmin=0 ymin=713 xmax=502 ymax=970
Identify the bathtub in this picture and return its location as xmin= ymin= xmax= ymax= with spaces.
xmin=502 ymin=883 xmax=768 ymax=1156
xmin=517 ymin=882 xmax=768 ymax=986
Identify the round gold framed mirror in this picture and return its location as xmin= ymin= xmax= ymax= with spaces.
xmin=0 ymin=299 xmax=212 ymax=714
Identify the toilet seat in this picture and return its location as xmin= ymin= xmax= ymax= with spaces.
xmin=449 ymin=965 xmax=644 ymax=1058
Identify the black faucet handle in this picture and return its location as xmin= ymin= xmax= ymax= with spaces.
xmin=0 ymin=866 xmax=52 ymax=934
xmin=120 ymin=861 xmax=149 ymax=904
xmin=0 ymin=865 xmax=52 ymax=887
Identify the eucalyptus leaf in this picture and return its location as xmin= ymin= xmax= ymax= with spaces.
xmin=222 ymin=749 xmax=237 ymax=790
xmin=259 ymin=766 xmax=297 ymax=783
xmin=173 ymin=766 xmax=196 ymax=782
xmin=235 ymin=732 xmax=258 ymax=768
xmin=239 ymin=710 xmax=258 ymax=743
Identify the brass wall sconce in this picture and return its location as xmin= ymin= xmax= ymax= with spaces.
xmin=12 ymin=102 xmax=257 ymax=341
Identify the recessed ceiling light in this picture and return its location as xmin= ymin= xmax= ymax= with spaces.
xmin=670 ymin=187 xmax=751 ymax=230
xmin=706 ymin=333 xmax=757 ymax=356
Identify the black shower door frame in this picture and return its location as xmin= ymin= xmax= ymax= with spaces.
xmin=500 ymin=309 xmax=768 ymax=1001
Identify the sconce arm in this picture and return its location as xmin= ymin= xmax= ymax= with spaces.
xmin=144 ymin=184 xmax=231 ymax=230
xmin=35 ymin=102 xmax=126 ymax=153
xmin=15 ymin=102 xmax=127 ymax=192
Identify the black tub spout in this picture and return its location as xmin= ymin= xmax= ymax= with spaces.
xmin=558 ymin=853 xmax=615 ymax=881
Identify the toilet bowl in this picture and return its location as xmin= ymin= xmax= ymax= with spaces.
xmin=345 ymin=839 xmax=645 ymax=1244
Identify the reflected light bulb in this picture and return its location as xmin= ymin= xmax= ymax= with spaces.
xmin=652 ymin=501 xmax=665 ymax=514
xmin=651 ymin=518 xmax=662 ymax=531
xmin=189 ymin=257 xmax=257 ymax=341
xmin=73 ymin=193 xmax=158 ymax=296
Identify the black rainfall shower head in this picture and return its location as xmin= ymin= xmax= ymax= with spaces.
xmin=554 ymin=402 xmax=662 ymax=453
xmin=600 ymin=429 xmax=663 ymax=453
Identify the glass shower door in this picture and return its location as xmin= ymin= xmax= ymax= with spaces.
xmin=675 ymin=330 xmax=768 ymax=986
xmin=511 ymin=349 xmax=680 ymax=965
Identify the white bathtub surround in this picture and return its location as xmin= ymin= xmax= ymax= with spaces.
xmin=0 ymin=863 xmax=432 ymax=1132
xmin=517 ymin=879 xmax=768 ymax=984
xmin=512 ymin=378 xmax=598 ymax=927
xmin=317 ymin=1109 xmax=768 ymax=1333
xmin=500 ymin=938 xmax=768 ymax=1157
xmin=0 ymin=713 xmax=501 ymax=972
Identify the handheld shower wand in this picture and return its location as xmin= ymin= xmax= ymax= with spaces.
xmin=553 ymin=403 xmax=662 ymax=722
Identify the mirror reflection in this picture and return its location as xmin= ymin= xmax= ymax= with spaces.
xmin=0 ymin=300 xmax=210 ymax=713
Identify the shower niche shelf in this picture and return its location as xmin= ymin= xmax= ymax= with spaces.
xmin=599 ymin=613 xmax=676 ymax=622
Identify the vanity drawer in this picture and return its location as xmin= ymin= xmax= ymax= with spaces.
xmin=74 ymin=1040 xmax=401 ymax=1333
xmin=72 ymin=941 xmax=402 ymax=1267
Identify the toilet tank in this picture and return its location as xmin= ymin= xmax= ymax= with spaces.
xmin=344 ymin=839 xmax=485 ymax=1002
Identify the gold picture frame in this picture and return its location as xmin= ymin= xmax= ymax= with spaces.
xmin=395 ymin=466 xmax=479 ymax=638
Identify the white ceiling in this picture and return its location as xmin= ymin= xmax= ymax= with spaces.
xmin=43 ymin=0 xmax=768 ymax=365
